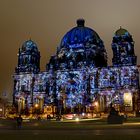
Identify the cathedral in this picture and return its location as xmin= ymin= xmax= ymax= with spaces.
xmin=13 ymin=19 xmax=139 ymax=115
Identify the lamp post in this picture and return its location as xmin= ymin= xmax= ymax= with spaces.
xmin=35 ymin=103 xmax=39 ymax=108
xmin=34 ymin=103 xmax=39 ymax=114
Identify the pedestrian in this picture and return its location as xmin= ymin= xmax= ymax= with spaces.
xmin=16 ymin=114 xmax=23 ymax=129
xmin=47 ymin=114 xmax=51 ymax=120
xmin=37 ymin=115 xmax=41 ymax=121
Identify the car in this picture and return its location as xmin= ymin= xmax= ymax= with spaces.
xmin=63 ymin=114 xmax=76 ymax=120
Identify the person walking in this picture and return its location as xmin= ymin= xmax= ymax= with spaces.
xmin=16 ymin=114 xmax=23 ymax=129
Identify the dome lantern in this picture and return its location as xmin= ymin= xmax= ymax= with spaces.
xmin=76 ymin=19 xmax=85 ymax=27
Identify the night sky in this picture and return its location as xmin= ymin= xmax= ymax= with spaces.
xmin=0 ymin=0 xmax=140 ymax=100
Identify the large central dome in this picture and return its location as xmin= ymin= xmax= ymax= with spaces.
xmin=59 ymin=19 xmax=104 ymax=50
xmin=47 ymin=19 xmax=107 ymax=71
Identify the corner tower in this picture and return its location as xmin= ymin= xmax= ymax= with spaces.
xmin=112 ymin=27 xmax=137 ymax=66
xmin=15 ymin=39 xmax=40 ymax=73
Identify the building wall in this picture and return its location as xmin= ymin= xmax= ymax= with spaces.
xmin=13 ymin=65 xmax=139 ymax=112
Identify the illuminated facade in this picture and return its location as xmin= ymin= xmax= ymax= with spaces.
xmin=13 ymin=19 xmax=139 ymax=114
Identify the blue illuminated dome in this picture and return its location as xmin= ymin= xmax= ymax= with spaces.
xmin=47 ymin=19 xmax=107 ymax=71
xmin=59 ymin=19 xmax=103 ymax=50
xmin=21 ymin=39 xmax=38 ymax=52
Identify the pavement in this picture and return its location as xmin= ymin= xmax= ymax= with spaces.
xmin=0 ymin=118 xmax=140 ymax=140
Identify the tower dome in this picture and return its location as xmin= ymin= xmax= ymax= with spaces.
xmin=21 ymin=39 xmax=38 ymax=52
xmin=112 ymin=27 xmax=137 ymax=66
xmin=15 ymin=39 xmax=40 ymax=73
xmin=115 ymin=27 xmax=130 ymax=36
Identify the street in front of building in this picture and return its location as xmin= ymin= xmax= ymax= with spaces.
xmin=0 ymin=118 xmax=140 ymax=140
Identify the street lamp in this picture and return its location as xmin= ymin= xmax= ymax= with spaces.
xmin=35 ymin=103 xmax=39 ymax=108
xmin=94 ymin=101 xmax=99 ymax=113
xmin=34 ymin=103 xmax=39 ymax=114
xmin=94 ymin=101 xmax=98 ymax=107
